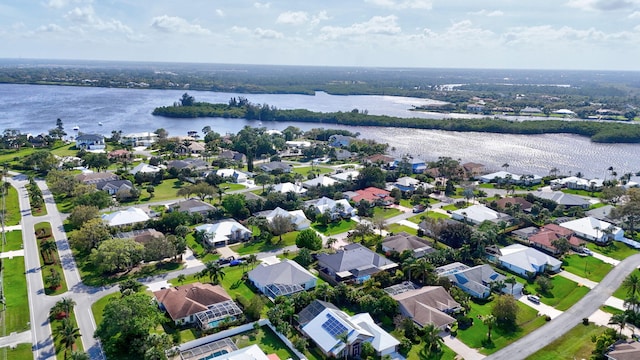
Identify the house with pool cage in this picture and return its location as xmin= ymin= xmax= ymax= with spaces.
xmin=153 ymin=282 xmax=243 ymax=330
xmin=248 ymin=257 xmax=317 ymax=299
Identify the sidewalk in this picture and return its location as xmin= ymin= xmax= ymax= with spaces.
xmin=556 ymin=270 xmax=598 ymax=289
xmin=2 ymin=225 xmax=21 ymax=232
xmin=441 ymin=333 xmax=485 ymax=360
xmin=591 ymin=252 xmax=620 ymax=266
xmin=516 ymin=294 xmax=563 ymax=319
xmin=0 ymin=249 xmax=24 ymax=259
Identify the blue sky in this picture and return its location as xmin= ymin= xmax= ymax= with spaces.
xmin=2 ymin=0 xmax=640 ymax=70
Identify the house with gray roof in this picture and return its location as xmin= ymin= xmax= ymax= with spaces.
xmin=218 ymin=150 xmax=246 ymax=163
xmin=76 ymin=172 xmax=119 ymax=184
xmin=381 ymin=232 xmax=435 ymax=258
xmin=75 ymin=133 xmax=105 ymax=151
xmin=95 ymin=179 xmax=133 ymax=195
xmin=167 ymin=158 xmax=209 ymax=171
xmin=248 ymin=259 xmax=317 ymax=299
xmin=317 ymin=243 xmax=397 ymax=284
xmin=496 ymin=244 xmax=562 ymax=278
xmin=391 ymin=286 xmax=461 ymax=330
xmin=436 ymin=262 xmax=523 ymax=298
xmin=532 ymin=191 xmax=591 ymax=208
xmin=328 ymin=134 xmax=353 ymax=147
xmin=167 ymin=198 xmax=216 ymax=217
xmin=259 ymin=161 xmax=293 ymax=173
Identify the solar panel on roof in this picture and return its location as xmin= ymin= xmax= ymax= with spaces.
xmin=322 ymin=313 xmax=348 ymax=337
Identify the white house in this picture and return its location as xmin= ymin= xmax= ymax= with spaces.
xmin=194 ymin=220 xmax=252 ymax=247
xmin=264 ymin=207 xmax=311 ymax=230
xmin=350 ymin=313 xmax=400 ymax=357
xmin=272 ymin=182 xmax=307 ymax=194
xmin=497 ymin=244 xmax=562 ymax=278
xmin=130 ymin=162 xmax=163 ymax=175
xmin=451 ymin=205 xmax=511 ymax=225
xmin=309 ymin=197 xmax=356 ymax=219
xmin=216 ymin=168 xmax=248 ymax=183
xmin=102 ymin=207 xmax=150 ymax=226
xmin=330 ymin=171 xmax=360 ymax=182
xmin=122 ymin=132 xmax=158 ymax=147
xmin=559 ymin=216 xmax=624 ymax=244
xmin=302 ymin=175 xmax=338 ymax=188
xmin=75 ymin=134 xmax=106 ymax=151
xmin=248 ymin=259 xmax=317 ymax=298
xmin=480 ymin=171 xmax=542 ymax=185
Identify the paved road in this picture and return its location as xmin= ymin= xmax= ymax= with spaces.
xmin=486 ymin=253 xmax=640 ymax=360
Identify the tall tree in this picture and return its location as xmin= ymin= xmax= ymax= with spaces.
xmin=482 ymin=314 xmax=497 ymax=342
xmin=199 ymin=261 xmax=226 ymax=284
xmin=56 ymin=317 xmax=80 ymax=359
xmin=268 ymin=215 xmax=294 ymax=243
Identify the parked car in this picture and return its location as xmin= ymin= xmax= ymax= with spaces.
xmin=230 ymin=258 xmax=244 ymax=266
xmin=527 ymin=295 xmax=540 ymax=304
xmin=581 ymin=248 xmax=593 ymax=256
xmin=412 ymin=205 xmax=426 ymax=213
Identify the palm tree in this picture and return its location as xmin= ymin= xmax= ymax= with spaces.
xmin=41 ymin=240 xmax=58 ymax=264
xmin=176 ymin=274 xmax=186 ymax=285
xmin=623 ymin=273 xmax=640 ymax=311
xmin=70 ymin=351 xmax=89 ymax=360
xmin=326 ymin=237 xmax=337 ymax=249
xmin=56 ymin=317 xmax=80 ymax=359
xmin=50 ymin=297 xmax=77 ymax=320
xmin=247 ymin=254 xmax=258 ymax=269
xmin=609 ymin=313 xmax=628 ymax=336
xmin=337 ymin=331 xmax=350 ymax=359
xmin=199 ymin=261 xmax=226 ymax=284
xmin=483 ymin=314 xmax=497 ymax=342
xmin=422 ymin=323 xmax=443 ymax=354
xmin=46 ymin=268 xmax=62 ymax=290
xmin=410 ymin=258 xmax=435 ymax=285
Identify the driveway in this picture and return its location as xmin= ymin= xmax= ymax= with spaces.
xmin=441 ymin=333 xmax=485 ymax=360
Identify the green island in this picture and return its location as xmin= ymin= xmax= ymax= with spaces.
xmin=153 ymin=95 xmax=640 ymax=143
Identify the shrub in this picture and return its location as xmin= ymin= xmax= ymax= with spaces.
xmin=457 ymin=316 xmax=473 ymax=329
xmin=583 ymin=318 xmax=590 ymax=325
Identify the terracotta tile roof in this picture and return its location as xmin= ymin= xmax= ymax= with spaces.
xmin=352 ymin=187 xmax=392 ymax=203
xmin=154 ymin=282 xmax=232 ymax=321
xmin=495 ymin=197 xmax=533 ymax=210
xmin=528 ymin=224 xmax=584 ymax=251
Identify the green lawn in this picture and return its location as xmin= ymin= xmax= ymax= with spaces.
xmin=219 ymin=182 xmax=246 ymax=191
xmin=387 ymin=223 xmax=418 ymax=235
xmin=562 ymin=254 xmax=613 ymax=282
xmin=233 ymin=326 xmax=299 ymax=360
xmin=168 ymin=263 xmax=258 ymax=301
xmin=613 ymin=269 xmax=640 ymax=300
xmin=407 ymin=211 xmax=449 ymax=224
xmin=524 ymin=276 xmax=590 ymax=311
xmin=457 ymin=299 xmax=547 ymax=354
xmin=525 ymin=323 xmax=605 ymax=360
xmin=5 ymin=185 xmax=21 ymax=226
xmin=405 ymin=342 xmax=457 ymax=360
xmin=137 ymin=178 xmax=187 ymax=203
xmin=373 ymin=207 xmax=402 ymax=219
xmin=601 ymin=305 xmax=624 ymax=315
xmin=561 ymin=188 xmax=600 ymax=198
xmin=291 ymin=166 xmax=333 ymax=176
xmin=231 ymin=231 xmax=299 ymax=255
xmin=4 ymin=257 xmax=30 ymax=333
xmin=1 ymin=343 xmax=32 ymax=360
xmin=34 ymin=222 xmax=68 ymax=295
xmin=52 ymin=311 xmax=84 ymax=359
xmin=4 ymin=230 xmax=23 ymax=251
xmin=441 ymin=204 xmax=463 ymax=211
xmin=91 ymin=292 xmax=121 ymax=327
xmin=312 ymin=219 xmax=357 ymax=235
xmin=586 ymin=241 xmax=639 ymax=260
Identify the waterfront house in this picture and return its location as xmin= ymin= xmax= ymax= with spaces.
xmin=122 ymin=132 xmax=158 ymax=147
xmin=75 ymin=134 xmax=106 ymax=151
xmin=531 ymin=191 xmax=591 ymax=208
xmin=328 ymin=134 xmax=353 ymax=147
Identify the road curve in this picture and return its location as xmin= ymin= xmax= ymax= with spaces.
xmin=486 ymin=253 xmax=640 ymax=360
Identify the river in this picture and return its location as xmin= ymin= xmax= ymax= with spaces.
xmin=2 ymin=83 xmax=640 ymax=179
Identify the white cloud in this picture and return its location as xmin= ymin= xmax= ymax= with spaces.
xmin=311 ymin=11 xmax=329 ymax=26
xmin=320 ymin=15 xmax=401 ymax=39
xmin=151 ymin=15 xmax=211 ymax=35
xmin=230 ymin=26 xmax=251 ymax=34
xmin=216 ymin=9 xmax=224 ymax=17
xmin=276 ymin=11 xmax=308 ymax=25
xmin=254 ymin=27 xmax=283 ymax=39
xmin=65 ymin=6 xmax=132 ymax=34
xmin=567 ymin=0 xmax=640 ymax=11
xmin=365 ymin=0 xmax=432 ymax=10
xmin=629 ymin=10 xmax=640 ymax=17
xmin=470 ymin=9 xmax=504 ymax=17
xmin=254 ymin=2 xmax=271 ymax=9
xmin=500 ymin=25 xmax=634 ymax=45
xmin=45 ymin=0 xmax=86 ymax=9
xmin=35 ymin=23 xmax=64 ymax=33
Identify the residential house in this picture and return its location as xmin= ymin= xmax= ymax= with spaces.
xmin=167 ymin=198 xmax=216 ymax=217
xmin=393 ymin=176 xmax=421 ymax=192
xmin=153 ymin=282 xmax=242 ymax=330
xmin=167 ymin=158 xmax=209 ymax=172
xmin=479 ymin=171 xmax=542 ymax=185
xmin=462 ymin=162 xmax=485 ymax=178
xmin=495 ymin=197 xmax=533 ymax=212
xmin=102 ymin=207 xmax=150 ymax=227
xmin=317 ymin=243 xmax=397 ymax=284
xmin=194 ymin=220 xmax=252 ymax=247
xmin=521 ymin=106 xmax=542 ymax=114
xmin=260 ymin=161 xmax=293 ymax=173
xmin=272 ymin=182 xmax=307 ymax=194
xmin=76 ymin=172 xmax=119 ymax=184
xmin=391 ymin=286 xmax=461 ymax=330
xmin=527 ymin=224 xmax=585 ymax=254
xmin=436 ymin=262 xmax=523 ymax=298
xmin=217 ymin=150 xmax=246 ymax=164
xmin=179 ymin=344 xmax=271 ymax=360
xmin=285 ymin=140 xmax=311 ymax=148
xmin=122 ymin=132 xmax=158 ymax=147
xmin=392 ymin=158 xmax=427 ymax=174
xmin=559 ymin=216 xmax=624 ymax=244
xmin=248 ymin=258 xmax=317 ymax=298
xmin=302 ymin=175 xmax=337 ymax=189
xmin=332 ymin=149 xmax=354 ymax=161
xmin=176 ymin=141 xmax=206 ymax=156
xmin=466 ymin=104 xmax=485 ymax=113
xmin=532 ymin=191 xmax=591 ymax=209
xmin=352 ymin=187 xmax=393 ymax=206
xmin=381 ymin=232 xmax=435 ymax=258
xmin=550 ymin=176 xmax=604 ymax=191
xmin=586 ymin=205 xmax=615 ymax=222
xmin=328 ymin=134 xmax=353 ymax=147
xmin=495 ymin=244 xmax=562 ymax=278
xmin=364 ymin=154 xmax=394 ymax=166
xmin=107 ymin=149 xmax=131 ymax=160
xmin=300 ymin=306 xmax=398 ymax=358
xmin=129 ymin=162 xmax=163 ymax=175
xmin=114 ymin=228 xmax=164 ymax=245
xmin=263 ymin=207 xmax=311 ymax=230
xmin=451 ymin=205 xmax=512 ymax=225
xmin=330 ymin=170 xmax=360 ymax=183
xmin=216 ymin=168 xmax=248 ymax=183
xmin=606 ymin=340 xmax=640 ymax=360
xmin=308 ymin=197 xmax=356 ymax=220
xmin=75 ymin=134 xmax=106 ymax=151
xmin=95 ymin=179 xmax=133 ymax=196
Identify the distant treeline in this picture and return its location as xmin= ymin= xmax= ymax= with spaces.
xmin=153 ymin=97 xmax=640 ymax=143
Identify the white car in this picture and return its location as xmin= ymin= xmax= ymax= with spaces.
xmin=527 ymin=295 xmax=540 ymax=304
xmin=582 ymin=248 xmax=593 ymax=256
